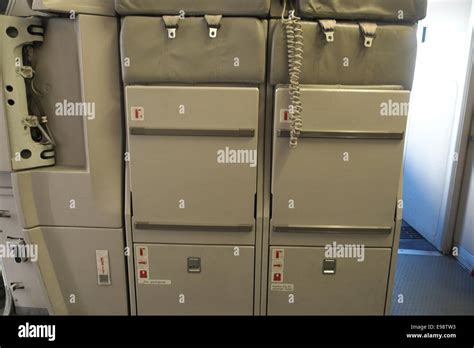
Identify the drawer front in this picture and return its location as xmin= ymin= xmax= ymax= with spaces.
xmin=267 ymin=246 xmax=391 ymax=315
xmin=135 ymin=244 xmax=254 ymax=315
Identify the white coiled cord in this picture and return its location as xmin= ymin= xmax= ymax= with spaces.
xmin=282 ymin=2 xmax=304 ymax=149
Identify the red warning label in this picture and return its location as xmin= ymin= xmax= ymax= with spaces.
xmin=139 ymin=270 xmax=148 ymax=279
xmin=131 ymin=106 xmax=144 ymax=121
xmin=272 ymin=272 xmax=282 ymax=283
xmin=271 ymin=248 xmax=285 ymax=283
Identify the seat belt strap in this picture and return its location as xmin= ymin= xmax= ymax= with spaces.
xmin=163 ymin=16 xmax=180 ymax=39
xmin=318 ymin=20 xmax=336 ymax=43
xmin=359 ymin=22 xmax=377 ymax=48
xmin=204 ymin=15 xmax=223 ymax=39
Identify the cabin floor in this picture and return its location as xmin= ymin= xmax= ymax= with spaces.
xmin=392 ymin=223 xmax=474 ymax=315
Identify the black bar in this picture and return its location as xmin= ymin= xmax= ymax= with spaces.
xmin=0 ymin=316 xmax=472 ymax=345
xmin=130 ymin=127 xmax=255 ymax=137
xmin=273 ymin=225 xmax=393 ymax=233
xmin=278 ymin=129 xmax=405 ymax=140
xmin=135 ymin=222 xmax=254 ymax=233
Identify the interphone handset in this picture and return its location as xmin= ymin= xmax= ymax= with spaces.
xmin=281 ymin=0 xmax=304 ymax=149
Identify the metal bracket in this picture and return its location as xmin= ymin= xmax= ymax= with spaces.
xmin=0 ymin=15 xmax=55 ymax=171
xmin=15 ymin=65 xmax=34 ymax=79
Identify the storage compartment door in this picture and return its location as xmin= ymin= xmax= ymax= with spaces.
xmin=127 ymin=86 xmax=259 ymax=236
xmin=135 ymin=244 xmax=254 ymax=315
xmin=271 ymin=86 xmax=409 ymax=244
xmin=267 ymin=246 xmax=391 ymax=315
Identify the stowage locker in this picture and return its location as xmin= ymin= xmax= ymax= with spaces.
xmin=267 ymin=247 xmax=392 ymax=315
xmin=271 ymin=86 xmax=410 ymax=246
xmin=135 ymin=244 xmax=255 ymax=315
xmin=127 ymin=86 xmax=259 ymax=245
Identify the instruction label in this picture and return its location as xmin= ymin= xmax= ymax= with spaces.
xmin=271 ymin=283 xmax=294 ymax=292
xmin=136 ymin=246 xmax=172 ymax=286
xmin=131 ymin=106 xmax=144 ymax=121
xmin=96 ymin=250 xmax=111 ymax=286
xmin=280 ymin=109 xmax=291 ymax=124
xmin=271 ymin=248 xmax=285 ymax=284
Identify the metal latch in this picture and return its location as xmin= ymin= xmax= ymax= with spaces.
xmin=11 ymin=282 xmax=25 ymax=291
xmin=187 ymin=257 xmax=201 ymax=273
xmin=22 ymin=115 xmax=56 ymax=146
xmin=323 ymin=259 xmax=337 ymax=275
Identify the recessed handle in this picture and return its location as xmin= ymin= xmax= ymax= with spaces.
xmin=0 ymin=210 xmax=11 ymax=218
xmin=323 ymin=259 xmax=336 ymax=275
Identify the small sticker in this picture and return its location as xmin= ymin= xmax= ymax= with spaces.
xmin=280 ymin=109 xmax=291 ymax=123
xmin=138 ymin=246 xmax=148 ymax=257
xmin=131 ymin=106 xmax=144 ymax=121
xmin=271 ymin=283 xmax=294 ymax=292
xmin=139 ymin=270 xmax=149 ymax=280
xmin=272 ymin=271 xmax=283 ymax=283
xmin=273 ymin=249 xmax=285 ymax=260
xmin=272 ymin=261 xmax=284 ymax=272
xmin=138 ymin=279 xmax=172 ymax=285
xmin=137 ymin=258 xmax=148 ymax=270
xmin=271 ymin=249 xmax=286 ymax=283
xmin=96 ymin=250 xmax=111 ymax=286
xmin=136 ymin=246 xmax=150 ymax=280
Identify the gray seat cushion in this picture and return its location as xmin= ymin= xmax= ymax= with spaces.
xmin=121 ymin=16 xmax=267 ymax=84
xmin=116 ymin=0 xmax=271 ymax=17
xmin=296 ymin=0 xmax=427 ymax=22
xmin=269 ymin=20 xmax=418 ymax=89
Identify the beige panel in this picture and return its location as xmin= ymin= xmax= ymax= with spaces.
xmin=115 ymin=0 xmax=270 ymax=16
xmin=271 ymin=86 xmax=408 ymax=246
xmin=121 ymin=17 xmax=267 ymax=84
xmin=0 ymin=188 xmax=21 ymax=238
xmin=0 ymin=173 xmax=11 ymax=188
xmin=135 ymin=244 xmax=254 ymax=315
xmin=267 ymin=247 xmax=391 ymax=315
xmin=296 ymin=0 xmax=427 ymax=22
xmin=0 ymin=191 xmax=49 ymax=311
xmin=270 ymin=20 xmax=418 ymax=89
xmin=12 ymin=15 xmax=123 ymax=229
xmin=127 ymin=86 xmax=258 ymax=244
xmin=32 ymin=0 xmax=115 ymax=16
xmin=27 ymin=226 xmax=128 ymax=315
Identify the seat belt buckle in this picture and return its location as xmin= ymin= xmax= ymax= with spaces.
xmin=318 ymin=20 xmax=336 ymax=43
xmin=163 ymin=16 xmax=181 ymax=39
xmin=167 ymin=26 xmax=177 ymax=39
xmin=359 ymin=22 xmax=378 ymax=48
xmin=364 ymin=34 xmax=376 ymax=47
xmin=205 ymin=15 xmax=223 ymax=39
xmin=323 ymin=29 xmax=335 ymax=43
xmin=208 ymin=25 xmax=220 ymax=39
